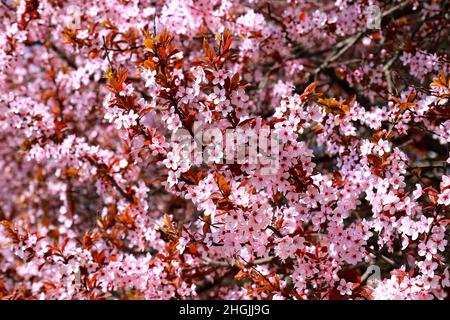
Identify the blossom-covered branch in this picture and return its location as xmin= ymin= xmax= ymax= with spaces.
xmin=0 ymin=0 xmax=449 ymax=300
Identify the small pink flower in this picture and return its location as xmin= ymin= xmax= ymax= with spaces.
xmin=337 ymin=279 xmax=354 ymax=296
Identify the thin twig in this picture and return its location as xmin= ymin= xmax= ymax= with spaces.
xmin=201 ymin=256 xmax=275 ymax=268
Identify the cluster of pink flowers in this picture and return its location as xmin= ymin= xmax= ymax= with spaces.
xmin=400 ymin=51 xmax=444 ymax=79
xmin=0 ymin=0 xmax=449 ymax=300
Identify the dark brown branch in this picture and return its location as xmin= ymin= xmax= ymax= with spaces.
xmin=26 ymin=41 xmax=77 ymax=69
xmin=201 ymin=256 xmax=275 ymax=268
